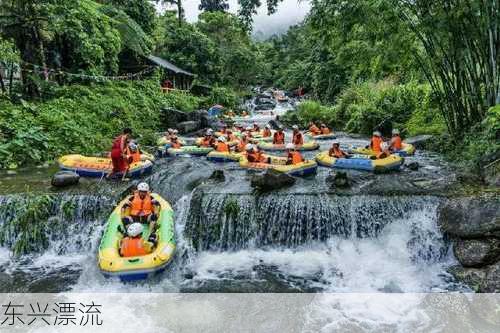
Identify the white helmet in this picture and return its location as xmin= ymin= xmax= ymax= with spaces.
xmin=128 ymin=142 xmax=138 ymax=151
xmin=218 ymin=136 xmax=226 ymax=142
xmin=265 ymin=124 xmax=271 ymax=129
xmin=167 ymin=128 xmax=174 ymax=134
xmin=292 ymin=125 xmax=299 ymax=130
xmin=285 ymin=143 xmax=294 ymax=150
xmin=173 ymin=129 xmax=179 ymax=134
xmin=245 ymin=144 xmax=254 ymax=151
xmin=127 ymin=223 xmax=144 ymax=237
xmin=206 ymin=129 xmax=213 ymax=135
xmin=137 ymin=182 xmax=150 ymax=192
xmin=373 ymin=131 xmax=381 ymax=136
xmin=392 ymin=129 xmax=400 ymax=135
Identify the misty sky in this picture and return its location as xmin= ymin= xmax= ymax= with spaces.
xmin=156 ymin=0 xmax=311 ymax=37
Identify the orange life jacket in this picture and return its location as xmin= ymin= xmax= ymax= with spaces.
xmin=288 ymin=151 xmax=303 ymax=165
xmin=237 ymin=139 xmax=248 ymax=152
xmin=391 ymin=135 xmax=402 ymax=150
xmin=120 ymin=238 xmax=148 ymax=257
xmin=329 ymin=147 xmax=346 ymax=158
xmin=201 ymin=137 xmax=215 ymax=147
xmin=293 ymin=132 xmax=304 ymax=145
xmin=370 ymin=136 xmax=383 ymax=153
xmin=130 ymin=192 xmax=153 ymax=217
xmin=171 ymin=140 xmax=181 ymax=149
xmin=274 ymin=132 xmax=285 ymax=144
xmin=321 ymin=127 xmax=331 ymax=135
xmin=247 ymin=151 xmax=265 ymax=163
xmin=216 ymin=142 xmax=230 ymax=152
xmin=263 ymin=128 xmax=272 ymax=137
xmin=127 ymin=148 xmax=141 ymax=163
xmin=309 ymin=125 xmax=321 ymax=135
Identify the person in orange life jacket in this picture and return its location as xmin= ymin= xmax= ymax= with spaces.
xmin=127 ymin=142 xmax=142 ymax=164
xmin=367 ymin=131 xmax=389 ymax=159
xmin=236 ymin=134 xmax=249 ymax=152
xmin=286 ymin=143 xmax=304 ymax=165
xmin=320 ymin=124 xmax=331 ymax=134
xmin=244 ymin=126 xmax=254 ymax=138
xmin=273 ymin=126 xmax=285 ymax=144
xmin=215 ymin=136 xmax=230 ymax=153
xmin=292 ymin=125 xmax=304 ymax=145
xmin=119 ymin=222 xmax=156 ymax=258
xmin=170 ymin=135 xmax=182 ymax=149
xmin=309 ymin=122 xmax=321 ymax=135
xmin=108 ymin=128 xmax=132 ymax=179
xmin=246 ymin=144 xmax=270 ymax=163
xmin=252 ymin=123 xmax=260 ymax=132
xmin=226 ymin=129 xmax=237 ymax=142
xmin=263 ymin=124 xmax=272 ymax=137
xmin=389 ymin=129 xmax=403 ymax=152
xmin=200 ymin=129 xmax=216 ymax=147
xmin=329 ymin=141 xmax=350 ymax=158
xmin=121 ymin=183 xmax=160 ymax=233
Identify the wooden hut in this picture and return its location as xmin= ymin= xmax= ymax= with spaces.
xmin=146 ymin=55 xmax=194 ymax=91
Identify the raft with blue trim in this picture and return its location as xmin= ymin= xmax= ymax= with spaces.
xmin=98 ymin=194 xmax=175 ymax=281
xmin=166 ymin=145 xmax=213 ymax=157
xmin=305 ymin=132 xmax=336 ymax=140
xmin=315 ymin=151 xmax=404 ymax=172
xmin=58 ymin=154 xmax=153 ymax=179
xmin=207 ymin=151 xmax=244 ymax=162
xmin=239 ymin=156 xmax=318 ymax=177
xmin=352 ymin=143 xmax=416 ymax=157
xmin=257 ymin=141 xmax=320 ymax=151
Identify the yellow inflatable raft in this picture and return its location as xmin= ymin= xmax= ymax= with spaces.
xmin=315 ymin=151 xmax=404 ymax=172
xmin=353 ymin=143 xmax=416 ymax=157
xmin=239 ymin=156 xmax=318 ymax=177
xmin=257 ymin=141 xmax=320 ymax=151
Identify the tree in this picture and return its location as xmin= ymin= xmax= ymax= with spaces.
xmin=157 ymin=0 xmax=184 ymax=26
xmin=102 ymin=0 xmax=157 ymax=34
xmin=392 ymin=0 xmax=500 ymax=137
xmin=238 ymin=0 xmax=283 ymax=30
xmin=199 ymin=0 xmax=229 ymax=13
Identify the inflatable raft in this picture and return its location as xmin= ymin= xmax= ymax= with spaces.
xmin=157 ymin=137 xmax=186 ymax=148
xmin=195 ymin=137 xmax=239 ymax=147
xmin=207 ymin=151 xmax=244 ymax=162
xmin=166 ymin=146 xmax=213 ymax=157
xmin=98 ymin=194 xmax=175 ymax=281
xmin=257 ymin=141 xmax=320 ymax=151
xmin=315 ymin=151 xmax=404 ymax=172
xmin=353 ymin=143 xmax=416 ymax=157
xmin=58 ymin=154 xmax=153 ymax=179
xmin=239 ymin=156 xmax=318 ymax=177
xmin=305 ymin=132 xmax=337 ymax=140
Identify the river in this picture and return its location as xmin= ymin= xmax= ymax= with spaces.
xmin=0 ymin=102 xmax=468 ymax=294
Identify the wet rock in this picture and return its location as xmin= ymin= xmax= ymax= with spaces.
xmin=250 ymin=169 xmax=296 ymax=191
xmin=160 ymin=107 xmax=188 ymax=128
xmin=177 ymin=121 xmax=200 ymax=134
xmin=448 ymin=265 xmax=486 ymax=291
xmin=189 ymin=109 xmax=211 ymax=128
xmin=406 ymin=162 xmax=419 ymax=171
xmin=455 ymin=171 xmax=484 ymax=185
xmin=268 ymin=119 xmax=283 ymax=130
xmin=51 ymin=171 xmax=80 ymax=188
xmin=326 ymin=171 xmax=350 ymax=188
xmin=6 ymin=170 xmax=16 ymax=175
xmin=438 ymin=196 xmax=500 ymax=238
xmin=453 ymin=238 xmax=500 ymax=267
xmin=481 ymin=261 xmax=500 ymax=292
xmin=209 ymin=170 xmax=225 ymax=182
xmin=405 ymin=135 xmax=433 ymax=149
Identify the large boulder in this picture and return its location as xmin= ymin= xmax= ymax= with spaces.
xmin=453 ymin=238 xmax=500 ymax=267
xmin=268 ymin=119 xmax=284 ymax=130
xmin=405 ymin=135 xmax=434 ymax=149
xmin=448 ymin=265 xmax=486 ymax=292
xmin=177 ymin=121 xmax=201 ymax=134
xmin=438 ymin=196 xmax=500 ymax=238
xmin=51 ymin=171 xmax=80 ymax=188
xmin=326 ymin=171 xmax=350 ymax=188
xmin=189 ymin=110 xmax=211 ymax=128
xmin=481 ymin=261 xmax=500 ymax=292
xmin=250 ymin=169 xmax=296 ymax=191
xmin=160 ymin=107 xmax=188 ymax=128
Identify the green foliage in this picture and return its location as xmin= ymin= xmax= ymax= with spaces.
xmin=103 ymin=0 xmax=157 ymax=34
xmin=0 ymin=194 xmax=56 ymax=255
xmin=0 ymin=80 xmax=201 ymax=169
xmin=283 ymin=80 xmax=441 ymax=137
xmin=204 ymin=86 xmax=240 ymax=109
